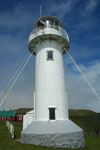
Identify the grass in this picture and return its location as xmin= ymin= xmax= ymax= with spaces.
xmin=0 ymin=109 xmax=100 ymax=150
xmin=69 ymin=109 xmax=100 ymax=136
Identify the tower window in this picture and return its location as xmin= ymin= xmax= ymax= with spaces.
xmin=49 ymin=108 xmax=55 ymax=120
xmin=47 ymin=51 xmax=53 ymax=60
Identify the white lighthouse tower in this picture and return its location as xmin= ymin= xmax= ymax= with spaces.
xmin=21 ymin=16 xmax=84 ymax=148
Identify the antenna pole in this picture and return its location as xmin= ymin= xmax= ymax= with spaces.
xmin=40 ymin=6 xmax=42 ymax=17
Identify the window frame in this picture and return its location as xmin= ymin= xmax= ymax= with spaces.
xmin=47 ymin=50 xmax=54 ymax=60
xmin=49 ymin=108 xmax=56 ymax=120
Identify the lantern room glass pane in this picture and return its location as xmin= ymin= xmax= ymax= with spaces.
xmin=36 ymin=19 xmax=60 ymax=32
xmin=36 ymin=21 xmax=45 ymax=32
xmin=55 ymin=21 xmax=59 ymax=30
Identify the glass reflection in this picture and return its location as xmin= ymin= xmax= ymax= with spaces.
xmin=36 ymin=19 xmax=60 ymax=32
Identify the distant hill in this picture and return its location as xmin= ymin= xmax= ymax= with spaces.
xmin=68 ymin=109 xmax=100 ymax=137
xmin=69 ymin=109 xmax=98 ymax=116
xmin=15 ymin=108 xmax=99 ymax=116
xmin=15 ymin=108 xmax=33 ymax=115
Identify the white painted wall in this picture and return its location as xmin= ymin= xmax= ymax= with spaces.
xmin=34 ymin=39 xmax=68 ymax=121
xmin=23 ymin=110 xmax=35 ymax=130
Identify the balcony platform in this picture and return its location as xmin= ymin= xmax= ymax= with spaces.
xmin=28 ymin=28 xmax=69 ymax=55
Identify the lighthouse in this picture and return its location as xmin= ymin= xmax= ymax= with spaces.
xmin=21 ymin=16 xmax=85 ymax=148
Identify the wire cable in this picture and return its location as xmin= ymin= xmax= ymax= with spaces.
xmin=66 ymin=51 xmax=100 ymax=101
xmin=0 ymin=53 xmax=30 ymax=98
xmin=57 ymin=38 xmax=100 ymax=102
xmin=0 ymin=40 xmax=41 ymax=109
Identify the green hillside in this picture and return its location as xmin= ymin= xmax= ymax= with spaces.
xmin=69 ymin=109 xmax=100 ymax=137
xmin=0 ymin=109 xmax=100 ymax=150
xmin=15 ymin=108 xmax=32 ymax=115
xmin=69 ymin=109 xmax=98 ymax=116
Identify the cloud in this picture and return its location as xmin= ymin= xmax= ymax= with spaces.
xmin=46 ymin=0 xmax=73 ymax=18
xmin=0 ymin=5 xmax=34 ymax=32
xmin=64 ymin=58 xmax=100 ymax=112
xmin=0 ymin=1 xmax=38 ymax=110
xmin=0 ymin=55 xmax=35 ymax=110
xmin=87 ymin=100 xmax=100 ymax=112
xmin=80 ymin=0 xmax=98 ymax=16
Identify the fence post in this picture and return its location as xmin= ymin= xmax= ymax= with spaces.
xmin=5 ymin=121 xmax=14 ymax=139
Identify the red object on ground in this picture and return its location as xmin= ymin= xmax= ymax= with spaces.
xmin=16 ymin=114 xmax=23 ymax=121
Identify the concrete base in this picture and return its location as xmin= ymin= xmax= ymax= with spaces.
xmin=20 ymin=120 xmax=85 ymax=148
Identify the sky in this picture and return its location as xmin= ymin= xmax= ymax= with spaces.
xmin=0 ymin=0 xmax=100 ymax=112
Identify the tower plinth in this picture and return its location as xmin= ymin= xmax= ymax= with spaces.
xmin=21 ymin=16 xmax=85 ymax=148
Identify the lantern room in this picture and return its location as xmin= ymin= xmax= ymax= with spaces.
xmin=34 ymin=16 xmax=62 ymax=32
